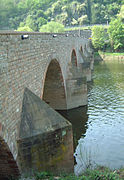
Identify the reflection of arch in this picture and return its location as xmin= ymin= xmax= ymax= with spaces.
xmin=80 ymin=46 xmax=83 ymax=53
xmin=42 ymin=59 xmax=67 ymax=110
xmin=71 ymin=49 xmax=77 ymax=66
xmin=0 ymin=136 xmax=20 ymax=179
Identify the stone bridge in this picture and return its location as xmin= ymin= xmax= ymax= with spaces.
xmin=0 ymin=30 xmax=94 ymax=178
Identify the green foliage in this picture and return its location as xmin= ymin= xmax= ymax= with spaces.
xmin=25 ymin=168 xmax=123 ymax=180
xmin=92 ymin=5 xmax=124 ymax=52
xmin=56 ymin=13 xmax=68 ymax=26
xmin=91 ymin=1 xmax=121 ymax=24
xmin=0 ymin=0 xmax=122 ymax=30
xmin=117 ymin=5 xmax=124 ymax=22
xmin=0 ymin=0 xmax=18 ymax=29
xmin=92 ymin=26 xmax=107 ymax=50
xmin=25 ymin=15 xmax=36 ymax=31
xmin=83 ymin=167 xmax=121 ymax=180
xmin=40 ymin=21 xmax=64 ymax=33
xmin=35 ymin=171 xmax=53 ymax=180
xmin=108 ymin=19 xmax=124 ymax=50
xmin=18 ymin=4 xmax=48 ymax=31
xmin=45 ymin=0 xmax=88 ymax=26
xmin=17 ymin=26 xmax=33 ymax=32
xmin=78 ymin=15 xmax=89 ymax=25
xmin=98 ymin=51 xmax=124 ymax=56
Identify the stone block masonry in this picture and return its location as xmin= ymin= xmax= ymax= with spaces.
xmin=17 ymin=88 xmax=74 ymax=175
xmin=0 ymin=136 xmax=20 ymax=179
xmin=0 ymin=30 xmax=94 ymax=178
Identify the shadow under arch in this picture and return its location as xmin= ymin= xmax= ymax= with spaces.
xmin=0 ymin=136 xmax=20 ymax=179
xmin=42 ymin=59 xmax=67 ymax=110
xmin=71 ymin=49 xmax=77 ymax=66
xmin=80 ymin=46 xmax=83 ymax=53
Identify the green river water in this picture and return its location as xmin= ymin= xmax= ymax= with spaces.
xmin=59 ymin=59 xmax=124 ymax=175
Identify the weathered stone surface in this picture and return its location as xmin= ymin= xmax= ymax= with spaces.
xmin=0 ymin=136 xmax=20 ymax=179
xmin=19 ymin=88 xmax=71 ymax=139
xmin=17 ymin=88 xmax=74 ymax=175
xmin=0 ymin=31 xmax=94 ymax=177
xmin=43 ymin=59 xmax=67 ymax=110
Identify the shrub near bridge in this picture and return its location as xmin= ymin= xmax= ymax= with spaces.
xmin=91 ymin=26 xmax=107 ymax=51
xmin=40 ymin=21 xmax=64 ymax=33
xmin=108 ymin=19 xmax=124 ymax=51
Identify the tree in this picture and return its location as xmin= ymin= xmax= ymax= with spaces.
xmin=40 ymin=21 xmax=64 ymax=33
xmin=92 ymin=26 xmax=107 ymax=50
xmin=108 ymin=19 xmax=124 ymax=51
xmin=0 ymin=0 xmax=123 ymax=30
xmin=117 ymin=5 xmax=124 ymax=22
xmin=0 ymin=0 xmax=18 ymax=29
xmin=17 ymin=26 xmax=33 ymax=32
xmin=25 ymin=15 xmax=36 ymax=31
xmin=78 ymin=15 xmax=89 ymax=25
xmin=85 ymin=0 xmax=92 ymax=23
xmin=36 ymin=17 xmax=47 ymax=30
xmin=56 ymin=12 xmax=68 ymax=26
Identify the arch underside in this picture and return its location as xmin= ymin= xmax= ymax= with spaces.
xmin=42 ymin=59 xmax=67 ymax=110
xmin=71 ymin=49 xmax=77 ymax=66
xmin=0 ymin=137 xmax=20 ymax=179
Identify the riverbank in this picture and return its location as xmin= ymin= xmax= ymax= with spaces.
xmin=94 ymin=51 xmax=124 ymax=61
xmin=19 ymin=167 xmax=124 ymax=180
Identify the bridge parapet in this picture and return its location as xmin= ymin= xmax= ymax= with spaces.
xmin=65 ymin=29 xmax=91 ymax=39
xmin=0 ymin=29 xmax=91 ymax=40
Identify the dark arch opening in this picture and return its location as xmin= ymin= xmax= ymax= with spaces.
xmin=71 ymin=49 xmax=77 ymax=66
xmin=42 ymin=59 xmax=67 ymax=110
xmin=0 ymin=137 xmax=20 ymax=179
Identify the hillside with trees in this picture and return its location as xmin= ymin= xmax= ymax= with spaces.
xmin=92 ymin=4 xmax=124 ymax=53
xmin=0 ymin=0 xmax=123 ymax=31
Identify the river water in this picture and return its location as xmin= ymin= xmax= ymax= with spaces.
xmin=59 ymin=58 xmax=124 ymax=175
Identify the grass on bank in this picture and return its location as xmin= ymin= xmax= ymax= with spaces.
xmin=18 ymin=167 xmax=124 ymax=180
xmin=94 ymin=51 xmax=124 ymax=58
xmin=100 ymin=52 xmax=124 ymax=56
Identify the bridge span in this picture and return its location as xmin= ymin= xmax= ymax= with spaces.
xmin=0 ymin=30 xmax=94 ymax=178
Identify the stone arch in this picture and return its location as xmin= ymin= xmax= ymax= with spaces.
xmin=0 ymin=136 xmax=20 ymax=179
xmin=71 ymin=49 xmax=77 ymax=66
xmin=42 ymin=59 xmax=67 ymax=110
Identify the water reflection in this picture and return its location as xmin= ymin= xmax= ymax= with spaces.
xmin=75 ymin=59 xmax=124 ymax=175
xmin=58 ymin=59 xmax=124 ymax=175
xmin=58 ymin=106 xmax=88 ymax=149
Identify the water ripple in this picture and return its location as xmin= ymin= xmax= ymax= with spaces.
xmin=75 ymin=59 xmax=124 ymax=174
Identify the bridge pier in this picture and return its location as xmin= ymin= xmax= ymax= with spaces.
xmin=66 ymin=78 xmax=87 ymax=109
xmin=17 ymin=88 xmax=74 ymax=175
